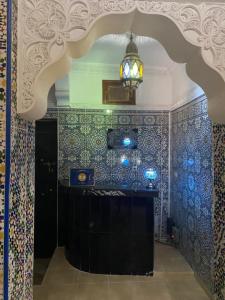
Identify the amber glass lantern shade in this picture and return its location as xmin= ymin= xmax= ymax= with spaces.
xmin=120 ymin=35 xmax=143 ymax=89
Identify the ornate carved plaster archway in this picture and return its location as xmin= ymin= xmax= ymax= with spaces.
xmin=18 ymin=1 xmax=225 ymax=122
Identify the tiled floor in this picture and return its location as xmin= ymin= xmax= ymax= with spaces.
xmin=33 ymin=242 xmax=210 ymax=300
xmin=34 ymin=258 xmax=51 ymax=285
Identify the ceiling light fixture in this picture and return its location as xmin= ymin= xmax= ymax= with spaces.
xmin=120 ymin=33 xmax=143 ymax=89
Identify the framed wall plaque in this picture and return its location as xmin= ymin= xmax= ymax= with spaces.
xmin=70 ymin=169 xmax=95 ymax=186
xmin=102 ymin=80 xmax=136 ymax=105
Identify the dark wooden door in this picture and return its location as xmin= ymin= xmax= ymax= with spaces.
xmin=34 ymin=119 xmax=58 ymax=258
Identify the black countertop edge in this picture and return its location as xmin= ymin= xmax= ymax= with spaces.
xmin=59 ymin=180 xmax=159 ymax=197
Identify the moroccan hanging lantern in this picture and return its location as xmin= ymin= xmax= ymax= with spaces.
xmin=120 ymin=34 xmax=143 ymax=89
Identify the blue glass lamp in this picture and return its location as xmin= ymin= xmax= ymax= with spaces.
xmin=144 ymin=168 xmax=157 ymax=189
xmin=121 ymin=155 xmax=130 ymax=167
xmin=123 ymin=137 xmax=132 ymax=147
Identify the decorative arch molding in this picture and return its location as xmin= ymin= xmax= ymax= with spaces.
xmin=18 ymin=0 xmax=225 ymax=122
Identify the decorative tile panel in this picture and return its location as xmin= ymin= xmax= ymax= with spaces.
xmin=171 ymin=96 xmax=214 ymax=293
xmin=8 ymin=2 xmax=36 ymax=300
xmin=47 ymin=108 xmax=169 ymax=240
xmin=8 ymin=119 xmax=35 ymax=300
xmin=213 ymin=124 xmax=225 ymax=300
xmin=24 ymin=123 xmax=35 ymax=300
xmin=9 ymin=127 xmax=27 ymax=300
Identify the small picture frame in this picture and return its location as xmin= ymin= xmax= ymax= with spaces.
xmin=102 ymin=80 xmax=136 ymax=105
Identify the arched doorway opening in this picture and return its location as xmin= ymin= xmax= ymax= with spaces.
xmin=12 ymin=2 xmax=225 ymax=299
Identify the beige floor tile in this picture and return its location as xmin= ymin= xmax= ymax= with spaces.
xmin=108 ymin=274 xmax=136 ymax=283
xmin=48 ymin=258 xmax=76 ymax=271
xmin=166 ymin=274 xmax=205 ymax=289
xmin=162 ymin=257 xmax=193 ymax=272
xmin=33 ymin=244 xmax=211 ymax=300
xmin=168 ymin=288 xmax=210 ymax=300
xmin=152 ymin=271 xmax=168 ymax=279
xmin=155 ymin=244 xmax=193 ymax=273
xmin=154 ymin=258 xmax=166 ymax=272
xmin=129 ymin=275 xmax=153 ymax=282
xmin=33 ymin=286 xmax=48 ymax=300
xmin=108 ymin=282 xmax=134 ymax=300
xmin=155 ymin=243 xmax=183 ymax=260
xmin=78 ymin=272 xmax=109 ymax=284
xmin=43 ymin=269 xmax=79 ymax=285
xmin=75 ymin=283 xmax=109 ymax=300
xmin=109 ymin=274 xmax=159 ymax=283
xmin=132 ymin=281 xmax=172 ymax=300
xmin=48 ymin=252 xmax=75 ymax=271
xmin=45 ymin=284 xmax=78 ymax=300
xmin=166 ymin=276 xmax=210 ymax=300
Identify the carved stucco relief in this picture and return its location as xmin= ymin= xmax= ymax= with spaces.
xmin=18 ymin=0 xmax=225 ymax=118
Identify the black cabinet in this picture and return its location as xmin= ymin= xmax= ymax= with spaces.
xmin=61 ymin=183 xmax=158 ymax=276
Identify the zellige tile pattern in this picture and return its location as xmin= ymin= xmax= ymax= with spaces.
xmin=46 ymin=108 xmax=169 ymax=240
xmin=170 ymin=96 xmax=214 ymax=295
xmin=0 ymin=0 xmax=7 ymax=298
xmin=8 ymin=2 xmax=36 ymax=300
xmin=213 ymin=124 xmax=225 ymax=300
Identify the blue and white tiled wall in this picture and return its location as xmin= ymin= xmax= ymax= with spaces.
xmin=46 ymin=101 xmax=225 ymax=298
xmin=46 ymin=108 xmax=170 ymax=240
xmin=170 ymin=96 xmax=214 ymax=293
xmin=213 ymin=124 xmax=225 ymax=300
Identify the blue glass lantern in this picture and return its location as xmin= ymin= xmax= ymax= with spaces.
xmin=145 ymin=168 xmax=157 ymax=189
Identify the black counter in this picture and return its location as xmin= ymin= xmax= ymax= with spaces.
xmin=59 ymin=181 xmax=158 ymax=276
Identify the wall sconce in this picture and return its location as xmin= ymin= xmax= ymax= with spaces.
xmin=144 ymin=168 xmax=157 ymax=189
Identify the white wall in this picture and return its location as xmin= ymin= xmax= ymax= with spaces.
xmin=169 ymin=64 xmax=204 ymax=109
xmin=53 ymin=34 xmax=205 ymax=111
xmin=69 ymin=62 xmax=173 ymax=110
